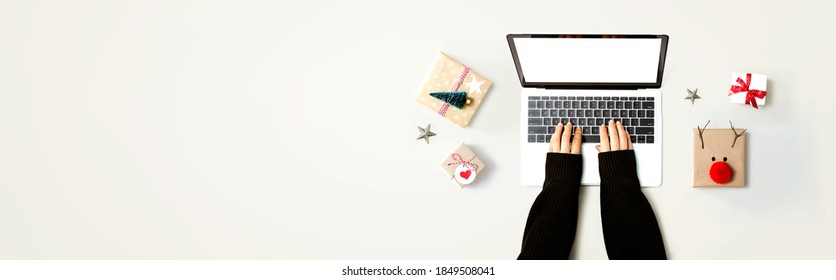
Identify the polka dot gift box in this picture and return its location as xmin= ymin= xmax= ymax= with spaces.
xmin=414 ymin=52 xmax=492 ymax=128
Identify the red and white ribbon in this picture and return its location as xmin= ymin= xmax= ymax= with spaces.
xmin=446 ymin=153 xmax=479 ymax=180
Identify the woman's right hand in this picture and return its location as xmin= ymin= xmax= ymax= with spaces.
xmin=597 ymin=119 xmax=632 ymax=152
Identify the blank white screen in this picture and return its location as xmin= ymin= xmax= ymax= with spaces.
xmin=513 ymin=37 xmax=662 ymax=83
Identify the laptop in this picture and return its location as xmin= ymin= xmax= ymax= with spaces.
xmin=507 ymin=34 xmax=669 ymax=187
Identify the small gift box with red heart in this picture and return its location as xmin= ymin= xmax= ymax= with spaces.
xmin=439 ymin=143 xmax=485 ymax=188
xmin=728 ymin=73 xmax=767 ymax=109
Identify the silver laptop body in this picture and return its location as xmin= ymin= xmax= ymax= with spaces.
xmin=507 ymin=34 xmax=669 ymax=187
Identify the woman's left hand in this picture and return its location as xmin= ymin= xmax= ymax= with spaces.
xmin=549 ymin=122 xmax=582 ymax=154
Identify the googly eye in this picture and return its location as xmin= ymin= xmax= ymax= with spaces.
xmin=723 ymin=157 xmax=727 ymax=162
xmin=711 ymin=157 xmax=716 ymax=161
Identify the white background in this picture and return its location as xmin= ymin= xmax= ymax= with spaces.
xmin=1 ymin=0 xmax=834 ymax=259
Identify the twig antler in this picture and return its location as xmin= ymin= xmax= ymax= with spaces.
xmin=729 ymin=120 xmax=746 ymax=148
xmin=697 ymin=121 xmax=710 ymax=149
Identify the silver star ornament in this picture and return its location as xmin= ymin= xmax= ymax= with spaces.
xmin=416 ymin=123 xmax=437 ymax=144
xmin=685 ymin=88 xmax=701 ymax=105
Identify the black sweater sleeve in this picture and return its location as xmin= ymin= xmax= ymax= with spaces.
xmin=598 ymin=150 xmax=667 ymax=260
xmin=517 ymin=153 xmax=582 ymax=260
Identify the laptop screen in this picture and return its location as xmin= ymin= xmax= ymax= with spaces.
xmin=507 ymin=35 xmax=668 ymax=88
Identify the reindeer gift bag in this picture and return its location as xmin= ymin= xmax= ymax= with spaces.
xmin=693 ymin=121 xmax=746 ymax=187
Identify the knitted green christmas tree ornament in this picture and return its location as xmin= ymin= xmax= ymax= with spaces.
xmin=429 ymin=91 xmax=467 ymax=109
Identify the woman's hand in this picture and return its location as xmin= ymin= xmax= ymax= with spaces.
xmin=597 ymin=119 xmax=632 ymax=152
xmin=549 ymin=122 xmax=582 ymax=154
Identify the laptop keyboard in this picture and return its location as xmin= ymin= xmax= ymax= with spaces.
xmin=527 ymin=96 xmax=656 ymax=144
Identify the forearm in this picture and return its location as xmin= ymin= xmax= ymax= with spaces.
xmin=598 ymin=150 xmax=667 ymax=260
xmin=518 ymin=153 xmax=582 ymax=260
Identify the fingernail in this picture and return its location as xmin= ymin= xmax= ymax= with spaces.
xmin=558 ymin=123 xmax=563 ymax=127
xmin=617 ymin=121 xmax=621 ymax=125
xmin=567 ymin=121 xmax=572 ymax=125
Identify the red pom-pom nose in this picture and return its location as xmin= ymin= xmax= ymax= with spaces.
xmin=709 ymin=161 xmax=732 ymax=184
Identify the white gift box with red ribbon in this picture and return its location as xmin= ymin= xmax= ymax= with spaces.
xmin=728 ymin=73 xmax=767 ymax=109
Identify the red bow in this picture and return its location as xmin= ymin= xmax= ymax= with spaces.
xmin=728 ymin=73 xmax=767 ymax=109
